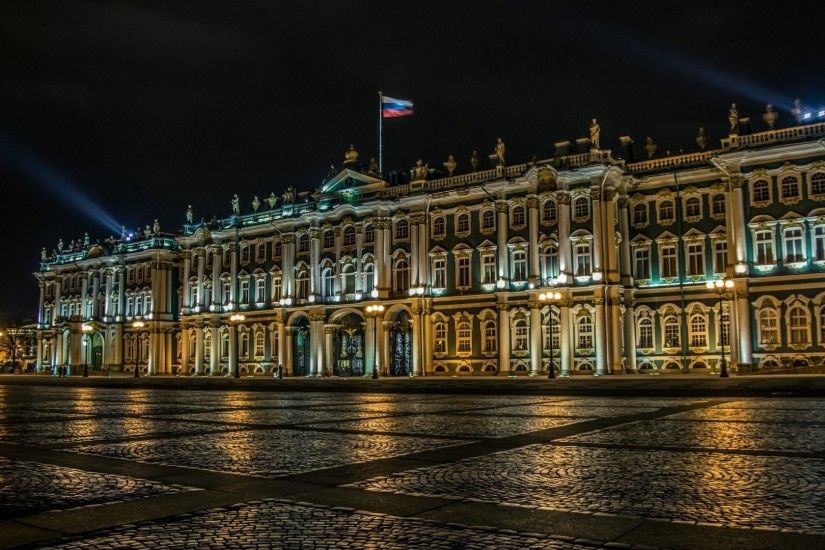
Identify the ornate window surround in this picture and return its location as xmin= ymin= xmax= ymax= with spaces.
xmin=748 ymin=169 xmax=773 ymax=208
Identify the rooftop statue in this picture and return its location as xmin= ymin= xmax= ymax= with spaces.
xmin=252 ymin=195 xmax=260 ymax=212
xmin=495 ymin=137 xmax=505 ymax=166
xmin=696 ymin=126 xmax=708 ymax=150
xmin=413 ymin=159 xmax=428 ymax=180
xmin=728 ymin=102 xmax=739 ymax=133
xmin=153 ymin=219 xmax=160 ymax=235
xmin=791 ymin=98 xmax=803 ymax=124
xmin=589 ymin=118 xmax=601 ymax=150
xmin=121 ymin=226 xmax=127 ymax=241
xmin=69 ymin=240 xmax=75 ymax=251
xmin=231 ymin=194 xmax=240 ymax=215
xmin=762 ymin=104 xmax=778 ymax=130
xmin=283 ymin=186 xmax=296 ymax=203
xmin=443 ymin=154 xmax=457 ymax=176
xmin=41 ymin=247 xmax=47 ymax=261
xmin=344 ymin=144 xmax=358 ymax=165
xmin=83 ymin=232 xmax=90 ymax=247
xmin=186 ymin=204 xmax=193 ymax=224
xmin=267 ymin=192 xmax=278 ymax=209
xmin=470 ymin=150 xmax=480 ymax=171
xmin=644 ymin=136 xmax=657 ymax=159
xmin=144 ymin=225 xmax=152 ymax=238
xmin=368 ymin=157 xmax=379 ymax=174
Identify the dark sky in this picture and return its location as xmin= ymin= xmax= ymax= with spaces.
xmin=1 ymin=0 xmax=824 ymax=319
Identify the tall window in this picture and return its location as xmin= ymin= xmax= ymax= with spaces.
xmin=395 ymin=219 xmax=409 ymax=240
xmin=298 ymin=235 xmax=309 ymax=253
xmin=203 ymin=333 xmax=211 ymax=359
xmin=256 ymin=243 xmax=266 ymax=262
xmin=273 ymin=241 xmax=282 ymax=258
xmin=689 ymin=314 xmax=707 ymax=347
xmin=240 ymin=333 xmax=249 ymax=360
xmin=789 ymin=306 xmax=810 ymax=344
xmin=513 ymin=318 xmax=528 ymax=351
xmin=483 ymin=320 xmax=497 ymax=352
xmin=482 ymin=254 xmax=496 ymax=284
xmin=712 ymin=194 xmax=726 ymax=216
xmin=542 ymin=200 xmax=557 ymax=223
xmin=685 ymin=197 xmax=701 ymax=218
xmin=271 ymin=275 xmax=282 ymax=302
xmin=434 ymin=322 xmax=447 ymax=354
xmin=687 ymin=242 xmax=704 ymax=276
xmin=344 ymin=227 xmax=357 ymax=246
xmin=363 ymin=264 xmax=374 ymax=294
xmin=784 ymin=227 xmax=805 ymax=263
xmin=714 ymin=240 xmax=728 ymax=274
xmin=659 ymin=201 xmax=675 ymax=223
xmin=394 ymin=259 xmax=410 ymax=292
xmin=433 ymin=258 xmax=447 ymax=289
xmin=759 ymin=309 xmax=779 ymax=345
xmin=240 ymin=280 xmax=250 ymax=304
xmin=574 ymin=243 xmax=592 ymax=277
xmin=577 ymin=315 xmax=593 ymax=349
xmin=511 ymin=206 xmax=526 ymax=226
xmin=482 ymin=209 xmax=495 ymax=230
xmin=433 ymin=217 xmax=446 ymax=237
xmin=573 ymin=197 xmax=590 ymax=219
xmin=456 ymin=213 xmax=470 ymax=233
xmin=752 ymin=180 xmax=770 ymax=202
xmin=255 ymin=277 xmax=266 ymax=303
xmin=811 ymin=173 xmax=825 ymax=196
xmin=638 ymin=318 xmax=653 ymax=349
xmin=542 ymin=247 xmax=558 ymax=280
xmin=295 ymin=269 xmax=308 ymax=299
xmin=660 ymin=245 xmax=677 ymax=278
xmin=634 ymin=248 xmax=650 ymax=279
xmin=222 ymin=281 xmax=231 ymax=305
xmin=342 ymin=264 xmax=356 ymax=294
xmin=633 ymin=203 xmax=648 ymax=225
xmin=457 ymin=256 xmax=471 ymax=288
xmin=512 ymin=250 xmax=527 ymax=281
xmin=755 ymin=230 xmax=774 ymax=265
xmin=663 ymin=315 xmax=680 ymax=347
xmin=814 ymin=226 xmax=825 ymax=262
xmin=253 ymin=331 xmax=264 ymax=358
xmin=322 ymin=268 xmax=335 ymax=298
xmin=364 ymin=225 xmax=375 ymax=243
xmin=720 ymin=311 xmax=730 ymax=347
xmin=323 ymin=230 xmax=334 ymax=248
xmin=457 ymin=321 xmax=472 ymax=353
xmin=240 ymin=245 xmax=250 ymax=264
xmin=780 ymin=176 xmax=800 ymax=200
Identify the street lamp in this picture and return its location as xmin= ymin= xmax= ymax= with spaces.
xmin=705 ymin=278 xmax=734 ymax=378
xmin=132 ymin=320 xmax=144 ymax=377
xmin=366 ymin=304 xmax=385 ymax=379
xmin=538 ymin=291 xmax=562 ymax=379
xmin=81 ymin=323 xmax=93 ymax=378
xmin=229 ymin=313 xmax=245 ymax=378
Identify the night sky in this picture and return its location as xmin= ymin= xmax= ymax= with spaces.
xmin=1 ymin=1 xmax=823 ymax=320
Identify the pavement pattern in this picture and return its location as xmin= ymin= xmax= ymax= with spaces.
xmin=1 ymin=383 xmax=824 ymax=549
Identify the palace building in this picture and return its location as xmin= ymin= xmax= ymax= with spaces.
xmin=34 ymin=113 xmax=825 ymax=377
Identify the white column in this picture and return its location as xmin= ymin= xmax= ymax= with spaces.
xmin=380 ymin=320 xmax=391 ymax=376
xmin=228 ymin=324 xmax=237 ymax=376
xmin=496 ymin=202 xmax=509 ymax=281
xmin=736 ymin=290 xmax=752 ymax=367
xmin=418 ymin=219 xmax=428 ymax=286
xmin=194 ymin=325 xmax=204 ymax=374
xmin=623 ymin=296 xmax=637 ymax=373
xmin=37 ymin=283 xmax=45 ymax=326
xmin=497 ymin=298 xmax=510 ymax=373
xmin=324 ymin=325 xmax=336 ymax=376
xmin=527 ymin=197 xmax=540 ymax=285
xmin=529 ymin=300 xmax=542 ymax=375
xmin=591 ymin=189 xmax=603 ymax=278
xmin=196 ymin=251 xmax=206 ymax=308
xmin=283 ymin=235 xmax=295 ymax=298
xmin=181 ymin=252 xmax=191 ymax=313
xmin=180 ymin=328 xmax=190 ymax=374
xmin=382 ymin=222 xmax=392 ymax=293
xmin=557 ymin=193 xmax=571 ymax=281
xmin=608 ymin=290 xmax=622 ymax=374
xmin=594 ymin=295 xmax=606 ymax=375
xmin=410 ymin=218 xmax=419 ymax=287
xmin=423 ymin=305 xmax=433 ymax=374
xmin=229 ymin=245 xmax=238 ymax=307
xmin=310 ymin=228 xmax=321 ymax=299
xmin=560 ymin=300 xmax=572 ymax=376
xmin=374 ymin=219 xmax=384 ymax=294
xmin=618 ymin=196 xmax=632 ymax=285
xmin=91 ymin=273 xmax=100 ymax=319
xmin=81 ymin=275 xmax=89 ymax=317
xmin=277 ymin=320 xmax=286 ymax=369
xmin=364 ymin=316 xmax=375 ymax=373
xmin=36 ymin=333 xmax=43 ymax=371
xmin=113 ymin=323 xmax=123 ymax=369
xmin=730 ymin=177 xmax=747 ymax=267
xmin=604 ymin=190 xmax=619 ymax=284
xmin=211 ymin=247 xmax=221 ymax=308
xmin=210 ymin=325 xmax=220 ymax=375
xmin=411 ymin=303 xmax=422 ymax=376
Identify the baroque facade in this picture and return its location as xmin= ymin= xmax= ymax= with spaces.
xmin=34 ymin=118 xmax=825 ymax=377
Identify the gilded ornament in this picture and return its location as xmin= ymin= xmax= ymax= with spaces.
xmin=762 ymin=104 xmax=778 ymax=130
xmin=443 ymin=154 xmax=457 ymax=176
xmin=644 ymin=137 xmax=657 ymax=159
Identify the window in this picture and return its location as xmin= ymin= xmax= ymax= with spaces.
xmin=203 ymin=333 xmax=211 ymax=359
xmin=573 ymin=197 xmax=590 ymax=219
xmin=685 ymin=197 xmax=701 ymax=218
xmin=457 ymin=321 xmax=472 ymax=353
xmin=256 ymin=243 xmax=265 ymax=262
xmin=433 ymin=217 xmax=445 ymax=237
xmin=298 ymin=234 xmax=309 ymax=253
xmin=815 ymin=226 xmax=825 ymax=262
xmin=457 ymin=256 xmax=471 ymax=288
xmin=577 ymin=315 xmax=593 ymax=349
xmin=433 ymin=258 xmax=447 ymax=289
xmin=720 ymin=311 xmax=730 ymax=347
xmin=394 ymin=259 xmax=409 ymax=292
xmin=256 ymin=278 xmax=266 ymax=303
xmin=240 ymin=333 xmax=249 ymax=360
xmin=687 ymin=242 xmax=704 ymax=276
xmin=221 ymin=332 xmax=229 ymax=358
xmin=542 ymin=200 xmax=557 ymax=223
xmin=632 ymin=203 xmax=648 ymax=226
xmin=789 ymin=306 xmax=810 ymax=344
xmin=638 ymin=318 xmax=653 ymax=349
xmin=542 ymin=247 xmax=558 ymax=281
xmin=752 ymin=180 xmax=769 ymax=203
xmin=322 ymin=268 xmax=335 ymax=298
xmin=759 ymin=309 xmax=779 ymax=345
xmin=689 ymin=315 xmax=707 ymax=347
xmin=483 ymin=320 xmax=497 ymax=352
xmin=714 ymin=240 xmax=727 ymax=274
xmin=663 ymin=315 xmax=680 ymax=347
xmin=820 ymin=306 xmax=825 ymax=344
xmin=755 ymin=229 xmax=774 ymax=265
xmin=343 ymin=226 xmax=356 ymax=247
xmin=482 ymin=254 xmax=496 ymax=284
xmin=456 ymin=213 xmax=470 ymax=233
xmin=395 ymin=219 xmax=409 ymax=240
xmin=222 ymin=281 xmax=231 ymax=305
xmin=323 ymin=230 xmax=334 ymax=248
xmin=240 ymin=245 xmax=250 ymax=263
xmin=512 ymin=250 xmax=527 ymax=281
xmin=254 ymin=331 xmax=264 ymax=358
xmin=659 ymin=201 xmax=674 ymax=223
xmin=342 ymin=264 xmax=356 ymax=294
xmin=273 ymin=241 xmax=282 ymax=258
xmin=240 ymin=279 xmax=250 ymax=304
xmin=434 ymin=322 xmax=447 ymax=354
xmin=712 ymin=194 xmax=726 ymax=216
xmin=363 ymin=264 xmax=374 ymax=294
xmin=271 ymin=275 xmax=282 ymax=302
xmin=811 ymin=173 xmax=825 ymax=196
xmin=780 ymin=176 xmax=800 ymax=200
xmin=364 ymin=225 xmax=375 ymax=243
xmin=574 ymin=243 xmax=591 ymax=277
xmin=511 ymin=206 xmax=526 ymax=226
xmin=295 ymin=269 xmax=308 ymax=299
xmin=784 ymin=227 xmax=805 ymax=263
xmin=482 ymin=209 xmax=495 ymax=230
xmin=513 ymin=318 xmax=528 ymax=351
xmin=660 ymin=245 xmax=677 ymax=278
xmin=634 ymin=248 xmax=650 ymax=279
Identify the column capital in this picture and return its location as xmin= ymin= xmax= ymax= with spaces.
xmin=526 ymin=196 xmax=540 ymax=209
xmin=556 ymin=192 xmax=571 ymax=205
xmin=495 ymin=201 xmax=509 ymax=213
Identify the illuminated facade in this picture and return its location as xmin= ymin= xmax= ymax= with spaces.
xmin=34 ymin=119 xmax=825 ymax=376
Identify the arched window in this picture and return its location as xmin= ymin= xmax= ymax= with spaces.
xmin=712 ymin=194 xmax=726 ymax=216
xmin=574 ymin=243 xmax=591 ymax=276
xmin=221 ymin=332 xmax=230 ymax=358
xmin=481 ymin=209 xmax=495 ymax=230
xmin=395 ymin=219 xmax=409 ymax=240
xmin=755 ymin=229 xmax=774 ymax=265
xmin=240 ymin=245 xmax=250 ymax=263
xmin=689 ymin=314 xmax=707 ymax=347
xmin=685 ymin=197 xmax=701 ymax=218
xmin=362 ymin=263 xmax=374 ymax=294
xmin=483 ymin=320 xmax=497 ymax=352
xmin=434 ymin=322 xmax=447 ymax=354
xmin=273 ymin=240 xmax=282 ymax=258
xmin=659 ymin=201 xmax=675 ymax=222
xmin=393 ymin=259 xmax=410 ymax=292
xmin=222 ymin=280 xmax=231 ymax=305
xmin=784 ymin=227 xmax=805 ymax=263
xmin=542 ymin=200 xmax=557 ymax=223
xmin=759 ymin=309 xmax=779 ymax=345
xmin=433 ymin=216 xmax=446 ymax=236
xmin=323 ymin=230 xmax=334 ymax=248
xmin=789 ymin=306 xmax=810 ymax=344
xmin=542 ymin=246 xmax=558 ymax=280
xmin=811 ymin=172 xmax=825 ymax=196
xmin=752 ymin=180 xmax=770 ymax=202
xmin=298 ymin=234 xmax=309 ymax=253
xmin=780 ymin=176 xmax=799 ymax=200
xmin=343 ymin=226 xmax=356 ymax=247
xmin=270 ymin=273 xmax=282 ymax=302
xmin=295 ymin=269 xmax=308 ymax=299
xmin=140 ymin=336 xmax=149 ymax=362
xmin=240 ymin=332 xmax=250 ymax=360
xmin=364 ymin=224 xmax=375 ymax=243
xmin=511 ymin=205 xmax=526 ymax=226
xmin=342 ymin=264 xmax=356 ymax=294
xmin=637 ymin=318 xmax=653 ymax=349
xmin=457 ymin=321 xmax=472 ymax=353
xmin=254 ymin=331 xmax=264 ymax=358
xmin=814 ymin=226 xmax=825 ymax=262
xmin=512 ymin=249 xmax=527 ymax=281
xmin=322 ymin=268 xmax=335 ymax=298
xmin=456 ymin=213 xmax=470 ymax=233
xmin=663 ymin=315 xmax=680 ymax=347
xmin=577 ymin=315 xmax=593 ymax=349
xmin=632 ymin=203 xmax=647 ymax=225
xmin=573 ymin=197 xmax=590 ymax=219
xmin=513 ymin=318 xmax=528 ymax=351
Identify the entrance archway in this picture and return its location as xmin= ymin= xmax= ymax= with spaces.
xmin=333 ymin=313 xmax=364 ymax=376
xmin=291 ymin=317 xmax=310 ymax=376
xmin=389 ymin=310 xmax=412 ymax=376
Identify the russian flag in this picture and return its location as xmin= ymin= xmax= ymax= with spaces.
xmin=382 ymin=95 xmax=414 ymax=118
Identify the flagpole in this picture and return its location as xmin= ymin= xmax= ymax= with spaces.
xmin=378 ymin=90 xmax=383 ymax=176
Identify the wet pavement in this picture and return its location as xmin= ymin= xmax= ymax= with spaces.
xmin=1 ymin=384 xmax=824 ymax=549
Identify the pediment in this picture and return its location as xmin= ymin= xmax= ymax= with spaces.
xmin=321 ymin=168 xmax=386 ymax=195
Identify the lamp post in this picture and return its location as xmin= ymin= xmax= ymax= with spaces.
xmin=81 ymin=323 xmax=93 ymax=378
xmin=230 ymin=313 xmax=245 ymax=378
xmin=366 ymin=304 xmax=385 ymax=379
xmin=705 ymin=278 xmax=734 ymax=378
xmin=538 ymin=291 xmax=562 ymax=379
xmin=132 ymin=320 xmax=144 ymax=377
